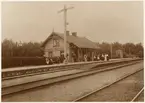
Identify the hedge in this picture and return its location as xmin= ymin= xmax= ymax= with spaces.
xmin=2 ymin=57 xmax=46 ymax=69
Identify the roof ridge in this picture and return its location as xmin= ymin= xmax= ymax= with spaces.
xmin=42 ymin=32 xmax=100 ymax=49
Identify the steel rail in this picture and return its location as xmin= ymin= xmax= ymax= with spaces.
xmin=131 ymin=87 xmax=144 ymax=102
xmin=2 ymin=61 xmax=141 ymax=96
xmin=73 ymin=68 xmax=143 ymax=102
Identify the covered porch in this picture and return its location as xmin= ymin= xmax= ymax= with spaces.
xmin=69 ymin=43 xmax=100 ymax=62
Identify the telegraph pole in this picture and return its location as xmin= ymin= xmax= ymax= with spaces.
xmin=58 ymin=5 xmax=74 ymax=63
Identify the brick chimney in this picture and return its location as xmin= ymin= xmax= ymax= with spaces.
xmin=72 ymin=32 xmax=77 ymax=37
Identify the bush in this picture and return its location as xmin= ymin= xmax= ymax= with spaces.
xmin=2 ymin=57 xmax=46 ymax=68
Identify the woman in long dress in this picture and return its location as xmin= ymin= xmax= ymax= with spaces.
xmin=46 ymin=57 xmax=49 ymax=64
xmin=84 ymin=54 xmax=87 ymax=62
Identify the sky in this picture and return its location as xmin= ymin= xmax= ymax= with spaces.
xmin=1 ymin=1 xmax=144 ymax=44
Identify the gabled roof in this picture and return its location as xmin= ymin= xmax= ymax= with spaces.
xmin=42 ymin=32 xmax=100 ymax=49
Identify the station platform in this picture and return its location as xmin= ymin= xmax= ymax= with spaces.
xmin=2 ymin=69 xmax=85 ymax=88
xmin=2 ymin=58 xmax=133 ymax=72
xmin=2 ymin=58 xmax=136 ymax=88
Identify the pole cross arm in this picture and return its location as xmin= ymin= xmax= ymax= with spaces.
xmin=66 ymin=6 xmax=74 ymax=10
xmin=58 ymin=6 xmax=74 ymax=13
xmin=58 ymin=9 xmax=64 ymax=13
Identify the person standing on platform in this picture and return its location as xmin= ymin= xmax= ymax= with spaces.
xmin=101 ymin=54 xmax=105 ymax=61
xmin=99 ymin=54 xmax=102 ymax=61
xmin=93 ymin=55 xmax=96 ymax=61
xmin=84 ymin=54 xmax=87 ymax=62
xmin=64 ymin=53 xmax=69 ymax=63
xmin=60 ymin=53 xmax=65 ymax=63
xmin=46 ymin=57 xmax=49 ymax=65
xmin=97 ymin=54 xmax=100 ymax=61
xmin=107 ymin=54 xmax=109 ymax=61
xmin=104 ymin=54 xmax=107 ymax=61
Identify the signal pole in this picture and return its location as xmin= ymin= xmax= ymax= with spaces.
xmin=58 ymin=5 xmax=74 ymax=63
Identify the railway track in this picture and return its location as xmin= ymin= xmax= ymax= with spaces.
xmin=2 ymin=61 xmax=143 ymax=102
xmin=131 ymin=87 xmax=144 ymax=102
xmin=73 ymin=68 xmax=143 ymax=102
xmin=2 ymin=60 xmax=142 ymax=96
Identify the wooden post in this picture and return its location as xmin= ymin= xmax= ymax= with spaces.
xmin=58 ymin=5 xmax=74 ymax=64
xmin=92 ymin=49 xmax=94 ymax=61
xmin=77 ymin=48 xmax=79 ymax=62
xmin=80 ymin=48 xmax=83 ymax=61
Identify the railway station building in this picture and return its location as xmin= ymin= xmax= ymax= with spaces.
xmin=41 ymin=31 xmax=100 ymax=62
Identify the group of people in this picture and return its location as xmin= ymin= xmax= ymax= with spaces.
xmin=45 ymin=54 xmax=65 ymax=65
xmin=93 ymin=54 xmax=110 ymax=61
xmin=45 ymin=53 xmax=110 ymax=65
xmin=83 ymin=53 xmax=110 ymax=62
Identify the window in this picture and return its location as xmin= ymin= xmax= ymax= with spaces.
xmin=53 ymin=39 xmax=59 ymax=47
xmin=48 ymin=51 xmax=53 ymax=57
xmin=60 ymin=51 xmax=64 ymax=55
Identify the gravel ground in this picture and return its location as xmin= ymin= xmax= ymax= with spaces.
xmin=79 ymin=70 xmax=144 ymax=102
xmin=3 ymin=69 xmax=85 ymax=87
xmin=2 ymin=62 xmax=143 ymax=102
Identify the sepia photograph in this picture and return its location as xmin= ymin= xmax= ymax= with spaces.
xmin=1 ymin=0 xmax=144 ymax=102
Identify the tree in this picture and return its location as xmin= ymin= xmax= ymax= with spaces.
xmin=2 ymin=39 xmax=43 ymax=57
xmin=2 ymin=39 xmax=15 ymax=57
xmin=112 ymin=42 xmax=123 ymax=50
xmin=99 ymin=42 xmax=111 ymax=54
xmin=135 ymin=43 xmax=143 ymax=58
